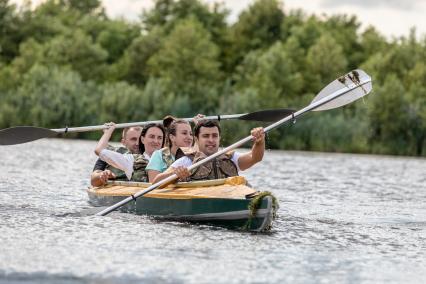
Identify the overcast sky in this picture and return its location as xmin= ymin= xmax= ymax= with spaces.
xmin=12 ymin=0 xmax=426 ymax=39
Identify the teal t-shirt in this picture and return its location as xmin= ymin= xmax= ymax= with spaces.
xmin=145 ymin=149 xmax=175 ymax=173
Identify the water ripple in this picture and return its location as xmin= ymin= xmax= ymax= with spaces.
xmin=0 ymin=140 xmax=425 ymax=283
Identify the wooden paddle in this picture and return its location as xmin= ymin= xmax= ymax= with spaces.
xmin=0 ymin=108 xmax=295 ymax=146
xmin=96 ymin=69 xmax=372 ymax=216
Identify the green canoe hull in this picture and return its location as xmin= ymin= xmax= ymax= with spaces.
xmin=89 ymin=193 xmax=274 ymax=232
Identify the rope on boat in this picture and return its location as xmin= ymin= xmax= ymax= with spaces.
xmin=242 ymin=191 xmax=279 ymax=231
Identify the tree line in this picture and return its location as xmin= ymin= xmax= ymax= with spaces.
xmin=0 ymin=0 xmax=425 ymax=156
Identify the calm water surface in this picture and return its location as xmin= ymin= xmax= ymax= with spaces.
xmin=0 ymin=139 xmax=425 ymax=283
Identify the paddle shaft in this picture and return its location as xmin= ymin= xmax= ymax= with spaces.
xmin=52 ymin=114 xmax=261 ymax=133
xmin=96 ymin=75 xmax=371 ymax=216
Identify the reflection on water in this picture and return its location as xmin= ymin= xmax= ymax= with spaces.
xmin=0 ymin=139 xmax=425 ymax=283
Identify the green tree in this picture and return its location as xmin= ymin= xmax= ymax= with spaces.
xmin=142 ymin=0 xmax=228 ymax=42
xmin=366 ymin=74 xmax=413 ymax=154
xmin=141 ymin=0 xmax=229 ymax=73
xmin=4 ymin=64 xmax=97 ymax=128
xmin=109 ymin=28 xmax=164 ymax=85
xmin=306 ymin=33 xmax=348 ymax=91
xmin=233 ymin=42 xmax=303 ymax=110
xmin=363 ymin=31 xmax=423 ymax=84
xmin=97 ymin=81 xmax=145 ymax=123
xmin=147 ymin=17 xmax=221 ymax=112
xmin=286 ymin=15 xmax=322 ymax=53
xmin=142 ymin=77 xmax=192 ymax=119
xmin=0 ymin=38 xmax=44 ymax=88
xmin=227 ymin=0 xmax=284 ymax=70
xmin=96 ymin=20 xmax=140 ymax=63
xmin=0 ymin=0 xmax=425 ymax=156
xmin=18 ymin=1 xmax=72 ymax=43
xmin=0 ymin=0 xmax=20 ymax=62
xmin=280 ymin=9 xmax=304 ymax=42
xmin=359 ymin=26 xmax=388 ymax=60
xmin=63 ymin=0 xmax=103 ymax=15
xmin=323 ymin=15 xmax=362 ymax=69
xmin=42 ymin=29 xmax=108 ymax=81
xmin=405 ymin=63 xmax=426 ymax=155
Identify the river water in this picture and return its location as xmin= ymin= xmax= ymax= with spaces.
xmin=0 ymin=139 xmax=425 ymax=283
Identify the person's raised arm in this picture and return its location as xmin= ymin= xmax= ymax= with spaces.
xmin=95 ymin=122 xmax=116 ymax=156
xmin=237 ymin=127 xmax=265 ymax=171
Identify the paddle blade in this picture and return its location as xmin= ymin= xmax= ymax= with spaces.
xmin=311 ymin=69 xmax=372 ymax=111
xmin=0 ymin=126 xmax=58 ymax=145
xmin=238 ymin=108 xmax=295 ymax=122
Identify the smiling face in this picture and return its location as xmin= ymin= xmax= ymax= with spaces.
xmin=195 ymin=126 xmax=220 ymax=156
xmin=141 ymin=127 xmax=164 ymax=156
xmin=170 ymin=123 xmax=193 ymax=148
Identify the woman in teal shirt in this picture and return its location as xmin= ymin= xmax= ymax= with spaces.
xmin=146 ymin=118 xmax=194 ymax=182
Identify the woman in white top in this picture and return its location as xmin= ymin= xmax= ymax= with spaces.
xmin=94 ymin=122 xmax=165 ymax=181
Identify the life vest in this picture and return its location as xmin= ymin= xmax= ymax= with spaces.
xmin=131 ymin=154 xmax=149 ymax=182
xmin=105 ymin=145 xmax=130 ymax=181
xmin=184 ymin=150 xmax=238 ymax=181
xmin=161 ymin=147 xmax=194 ymax=169
xmin=161 ymin=147 xmax=175 ymax=169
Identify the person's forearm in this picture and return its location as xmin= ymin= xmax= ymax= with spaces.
xmin=148 ymin=170 xmax=160 ymax=183
xmin=251 ymin=140 xmax=265 ymax=163
xmin=152 ymin=169 xmax=175 ymax=183
xmin=95 ymin=131 xmax=113 ymax=155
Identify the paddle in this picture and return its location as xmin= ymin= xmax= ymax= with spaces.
xmin=0 ymin=108 xmax=295 ymax=146
xmin=96 ymin=69 xmax=372 ymax=216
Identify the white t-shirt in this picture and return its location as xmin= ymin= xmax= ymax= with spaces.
xmin=170 ymin=152 xmax=241 ymax=172
xmin=99 ymin=149 xmax=151 ymax=180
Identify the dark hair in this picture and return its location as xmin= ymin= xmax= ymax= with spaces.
xmin=194 ymin=120 xmax=221 ymax=138
xmin=138 ymin=123 xmax=166 ymax=154
xmin=162 ymin=115 xmax=177 ymax=129
xmin=165 ymin=119 xmax=191 ymax=148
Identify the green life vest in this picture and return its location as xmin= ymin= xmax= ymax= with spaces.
xmin=130 ymin=154 xmax=149 ymax=182
xmin=161 ymin=147 xmax=176 ymax=169
xmin=186 ymin=150 xmax=238 ymax=181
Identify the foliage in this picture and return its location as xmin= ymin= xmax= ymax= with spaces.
xmin=306 ymin=33 xmax=348 ymax=91
xmin=0 ymin=0 xmax=425 ymax=156
xmin=233 ymin=42 xmax=303 ymax=110
xmin=227 ymin=0 xmax=284 ymax=71
xmin=147 ymin=17 xmax=222 ymax=113
xmin=0 ymin=64 xmax=97 ymax=129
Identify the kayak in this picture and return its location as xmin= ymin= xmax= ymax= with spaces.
xmin=87 ymin=176 xmax=278 ymax=232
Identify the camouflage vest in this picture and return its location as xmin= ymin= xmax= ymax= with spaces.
xmin=130 ymin=154 xmax=149 ymax=182
xmin=186 ymin=150 xmax=238 ymax=181
xmin=161 ymin=147 xmax=176 ymax=168
xmin=105 ymin=145 xmax=130 ymax=181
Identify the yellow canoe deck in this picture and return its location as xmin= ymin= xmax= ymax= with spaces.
xmin=87 ymin=176 xmax=258 ymax=200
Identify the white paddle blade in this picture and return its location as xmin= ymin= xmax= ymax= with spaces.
xmin=311 ymin=69 xmax=372 ymax=111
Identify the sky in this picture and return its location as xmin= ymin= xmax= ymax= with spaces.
xmin=12 ymin=0 xmax=426 ymax=39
